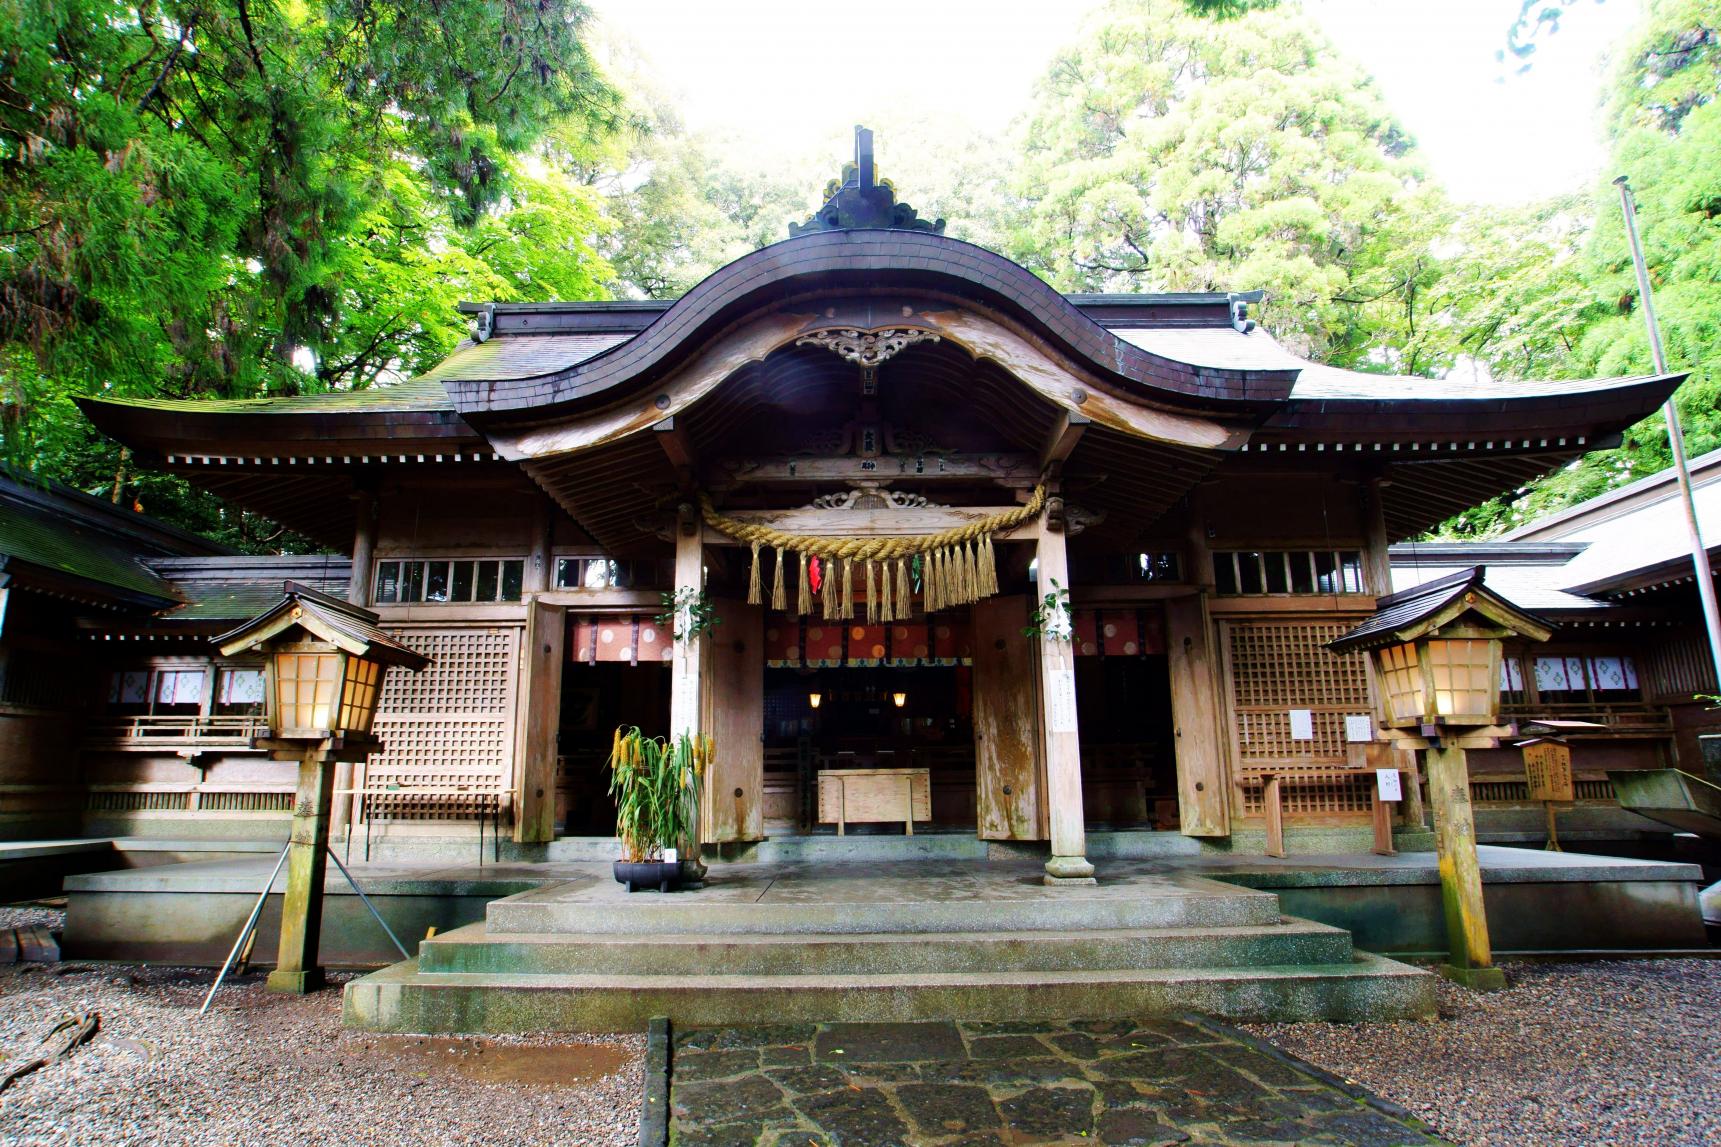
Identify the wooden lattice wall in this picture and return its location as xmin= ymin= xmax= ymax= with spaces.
xmin=1222 ymin=618 xmax=1376 ymax=818
xmin=362 ymin=626 xmax=520 ymax=819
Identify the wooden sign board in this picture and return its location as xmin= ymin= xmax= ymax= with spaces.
xmin=1522 ymin=740 xmax=1575 ymax=803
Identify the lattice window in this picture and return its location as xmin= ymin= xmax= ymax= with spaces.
xmin=1226 ymin=619 xmax=1375 ymax=817
xmin=363 ymin=628 xmax=518 ymax=821
xmin=377 ymin=629 xmax=513 ymax=715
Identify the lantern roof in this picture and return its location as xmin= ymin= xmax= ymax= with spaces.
xmin=213 ymin=580 xmax=430 ymax=669
xmin=1327 ymin=566 xmax=1554 ymax=654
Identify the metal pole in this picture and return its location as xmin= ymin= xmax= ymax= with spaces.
xmin=199 ymin=841 xmax=292 ymax=1016
xmin=325 ymin=845 xmax=411 ymax=961
xmin=1615 ymin=176 xmax=1721 ymax=685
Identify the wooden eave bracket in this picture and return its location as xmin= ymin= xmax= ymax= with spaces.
xmin=1040 ymin=410 xmax=1090 ymax=479
xmin=654 ymin=416 xmax=697 ymax=492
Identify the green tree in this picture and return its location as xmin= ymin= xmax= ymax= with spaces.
xmin=1435 ymin=0 xmax=1721 ymax=535
xmin=0 ymin=0 xmax=620 ymax=548
xmin=1011 ymin=0 xmax=1448 ymax=367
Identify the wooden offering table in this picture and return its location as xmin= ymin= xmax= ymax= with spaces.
xmin=817 ymin=768 xmax=931 ymax=835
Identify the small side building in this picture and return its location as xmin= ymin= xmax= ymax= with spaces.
xmin=1392 ymin=446 xmax=1721 ymax=851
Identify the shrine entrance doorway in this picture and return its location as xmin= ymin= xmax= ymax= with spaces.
xmin=762 ymin=663 xmax=975 ymax=834
xmin=554 ymin=615 xmax=673 ymax=837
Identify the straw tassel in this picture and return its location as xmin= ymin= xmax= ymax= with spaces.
xmin=960 ymin=541 xmax=975 ymax=604
xmin=798 ymin=550 xmax=811 ymax=616
xmin=865 ymin=560 xmax=877 ymax=624
xmin=897 ymin=558 xmax=912 ymax=618
xmin=879 ymin=558 xmax=893 ymax=622
xmin=771 ymin=546 xmax=787 ymax=611
xmin=979 ymin=535 xmax=997 ymax=597
xmin=924 ymin=549 xmax=938 ymax=613
xmin=822 ymin=555 xmax=839 ymax=619
xmin=841 ymin=558 xmax=854 ymax=619
xmin=748 ymin=540 xmax=762 ymax=606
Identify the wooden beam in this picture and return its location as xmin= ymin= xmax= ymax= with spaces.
xmin=707 ymin=506 xmax=1042 ymax=542
xmin=533 ymin=589 xmax=662 ymax=610
xmin=1040 ymin=411 xmax=1090 ymax=474
xmin=709 ymin=453 xmax=1039 ymax=488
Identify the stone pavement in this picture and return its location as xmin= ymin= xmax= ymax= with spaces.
xmin=668 ymin=1018 xmax=1449 ymax=1146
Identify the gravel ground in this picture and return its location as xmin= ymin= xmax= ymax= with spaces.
xmin=0 ymin=907 xmax=65 ymax=932
xmin=1247 ymin=958 xmax=1721 ymax=1147
xmin=0 ymin=964 xmax=642 ymax=1147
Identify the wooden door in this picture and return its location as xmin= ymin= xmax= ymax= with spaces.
xmin=1164 ymin=594 xmax=1229 ymax=837
xmin=972 ymin=595 xmax=1047 ymax=840
xmin=514 ymin=598 xmax=565 ymax=843
xmin=701 ymin=599 xmax=764 ymax=843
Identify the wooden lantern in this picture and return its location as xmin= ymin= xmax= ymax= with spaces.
xmin=216 ymin=581 xmax=428 ymax=753
xmin=1330 ymin=567 xmax=1552 ymax=734
xmin=1330 ymin=567 xmax=1553 ymax=992
xmin=210 ymin=582 xmax=428 ymax=995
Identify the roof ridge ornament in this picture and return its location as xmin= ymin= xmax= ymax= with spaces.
xmin=789 ymin=126 xmax=946 ymax=237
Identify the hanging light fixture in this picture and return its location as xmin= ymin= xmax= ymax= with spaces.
xmin=891 ymin=691 xmax=908 ymax=708
xmin=808 ymin=692 xmax=822 ymax=709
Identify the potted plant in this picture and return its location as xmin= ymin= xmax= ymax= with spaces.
xmin=607 ymin=726 xmax=710 ymax=892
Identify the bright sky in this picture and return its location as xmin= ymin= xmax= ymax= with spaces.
xmin=587 ymin=0 xmax=1644 ymax=205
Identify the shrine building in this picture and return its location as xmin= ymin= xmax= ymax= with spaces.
xmin=49 ymin=130 xmax=1698 ymax=883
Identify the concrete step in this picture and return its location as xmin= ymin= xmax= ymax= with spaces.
xmin=417 ymin=918 xmax=1356 ymax=976
xmin=342 ymin=952 xmax=1435 ymax=1033
xmin=485 ymin=873 xmax=1283 ymax=936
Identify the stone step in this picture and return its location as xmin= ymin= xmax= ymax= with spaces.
xmin=485 ymin=873 xmax=1283 ymax=936
xmin=416 ymin=918 xmax=1356 ymax=976
xmin=342 ymin=952 xmax=1435 ymax=1033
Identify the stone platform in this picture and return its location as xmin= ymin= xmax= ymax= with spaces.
xmin=342 ymin=859 xmax=1437 ymax=1032
xmin=50 ymin=842 xmax=1710 ymax=970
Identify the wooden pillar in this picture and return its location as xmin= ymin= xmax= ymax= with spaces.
xmin=525 ymin=495 xmax=554 ymax=594
xmin=1362 ymin=476 xmax=1392 ymax=599
xmin=670 ymin=524 xmax=705 ymax=740
xmin=514 ymin=598 xmax=565 ymax=843
xmin=1424 ymin=742 xmax=1504 ymax=990
xmin=1035 ymin=524 xmax=1093 ymax=884
xmin=266 ymin=750 xmax=334 ymax=994
xmin=1164 ymin=594 xmax=1229 ymax=837
xmin=1362 ymin=478 xmax=1430 ymax=834
xmin=347 ymin=490 xmax=380 ymax=607
xmin=701 ymin=600 xmax=764 ymax=843
xmin=1395 ymin=745 xmax=1427 ymax=832
xmin=334 ymin=491 xmax=379 ymax=838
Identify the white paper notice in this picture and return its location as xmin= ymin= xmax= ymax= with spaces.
xmin=1288 ymin=708 xmax=1314 ymax=741
xmin=1376 ymin=769 xmax=1403 ymax=802
xmin=1345 ymin=714 xmax=1375 ymax=743
xmin=672 ymin=674 xmax=699 ymax=725
xmin=1048 ymin=668 xmax=1079 ymax=734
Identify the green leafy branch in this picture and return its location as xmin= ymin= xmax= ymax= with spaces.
xmin=659 ymin=586 xmax=721 ymax=642
xmin=1023 ymin=579 xmax=1073 ymax=641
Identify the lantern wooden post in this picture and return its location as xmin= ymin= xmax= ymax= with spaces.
xmin=269 ymin=748 xmax=337 ymax=993
xmin=1329 ymin=567 xmax=1552 ymax=992
xmin=1423 ymin=742 xmax=1497 ymax=986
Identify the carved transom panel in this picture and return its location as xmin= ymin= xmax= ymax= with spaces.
xmin=807 ymin=488 xmax=947 ymax=511
xmin=795 ymin=327 xmax=942 ymax=367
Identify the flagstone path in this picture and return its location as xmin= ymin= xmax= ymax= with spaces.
xmin=668 ymin=1017 xmax=1450 ymax=1146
